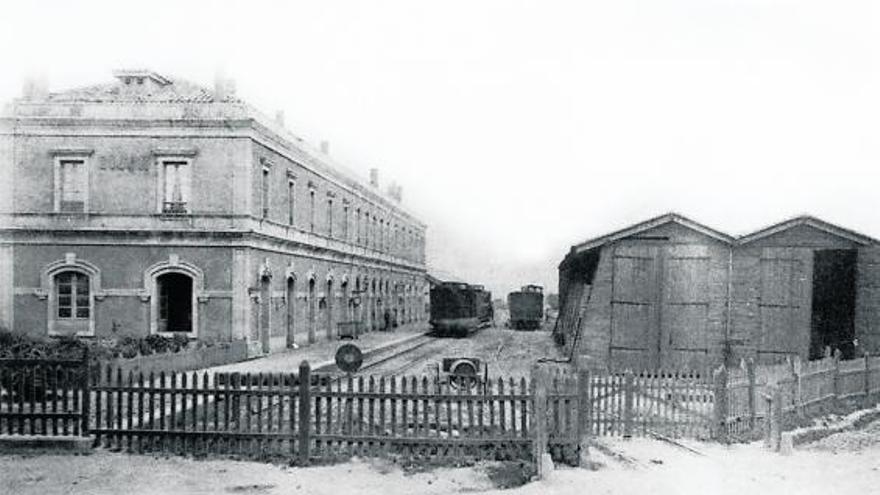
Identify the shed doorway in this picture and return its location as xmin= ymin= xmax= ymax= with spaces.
xmin=810 ymin=249 xmax=857 ymax=360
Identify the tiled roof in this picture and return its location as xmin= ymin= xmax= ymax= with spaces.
xmin=44 ymin=77 xmax=240 ymax=104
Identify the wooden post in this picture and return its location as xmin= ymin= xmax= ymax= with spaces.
xmin=713 ymin=366 xmax=728 ymax=443
xmin=531 ymin=365 xmax=549 ymax=479
xmin=81 ymin=346 xmax=91 ymax=437
xmin=298 ymin=361 xmax=311 ymax=465
xmin=864 ymin=353 xmax=871 ymax=400
xmin=762 ymin=391 xmax=772 ymax=449
xmin=770 ymin=386 xmax=782 ymax=451
xmin=623 ymin=370 xmax=634 ymax=439
xmin=832 ymin=349 xmax=841 ymax=407
xmin=746 ymin=358 xmax=756 ymax=430
xmin=791 ymin=356 xmax=804 ymax=418
xmin=575 ymin=368 xmax=591 ymax=466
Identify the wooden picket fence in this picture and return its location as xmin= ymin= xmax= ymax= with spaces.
xmin=10 ymin=351 xmax=877 ymax=462
xmin=722 ymin=352 xmax=880 ymax=441
xmin=89 ymin=362 xmax=533 ymax=463
xmin=0 ymin=351 xmax=90 ymax=437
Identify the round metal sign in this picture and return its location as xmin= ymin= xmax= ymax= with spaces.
xmin=449 ymin=359 xmax=479 ymax=389
xmin=335 ymin=344 xmax=364 ymax=374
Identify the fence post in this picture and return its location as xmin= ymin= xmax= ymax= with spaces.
xmin=530 ymin=365 xmax=549 ymax=479
xmin=713 ymin=365 xmax=729 ymax=443
xmin=791 ymin=356 xmax=803 ymax=419
xmin=864 ymin=352 xmax=871 ymax=401
xmin=81 ymin=346 xmax=91 ymax=437
xmin=575 ymin=367 xmax=592 ymax=466
xmin=746 ymin=358 xmax=756 ymax=430
xmin=770 ymin=386 xmax=782 ymax=451
xmin=298 ymin=360 xmax=311 ymax=465
xmin=623 ymin=370 xmax=634 ymax=440
xmin=832 ymin=350 xmax=841 ymax=408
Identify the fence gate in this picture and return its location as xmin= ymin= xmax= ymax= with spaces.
xmin=0 ymin=352 xmax=90 ymax=437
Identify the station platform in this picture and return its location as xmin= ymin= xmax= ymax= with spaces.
xmin=200 ymin=323 xmax=430 ymax=376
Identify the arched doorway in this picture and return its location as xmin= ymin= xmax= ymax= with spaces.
xmin=286 ymin=277 xmax=296 ymax=348
xmin=325 ymin=279 xmax=334 ymax=339
xmin=341 ymin=279 xmax=350 ymax=322
xmin=156 ymin=272 xmax=194 ymax=334
xmin=371 ymin=279 xmax=378 ymax=332
xmin=259 ymin=275 xmax=271 ymax=354
xmin=308 ymin=278 xmax=316 ymax=343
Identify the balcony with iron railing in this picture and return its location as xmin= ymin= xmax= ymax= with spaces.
xmin=162 ymin=201 xmax=188 ymax=215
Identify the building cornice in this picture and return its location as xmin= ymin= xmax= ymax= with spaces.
xmin=0 ymin=213 xmax=425 ymax=272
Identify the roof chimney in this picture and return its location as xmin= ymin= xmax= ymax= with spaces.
xmin=320 ymin=140 xmax=330 ymax=154
xmin=369 ymin=168 xmax=379 ymax=188
xmin=214 ymin=71 xmax=236 ymax=101
xmin=387 ymin=181 xmax=402 ymax=202
xmin=22 ymin=74 xmax=48 ymax=100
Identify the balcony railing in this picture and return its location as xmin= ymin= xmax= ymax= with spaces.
xmin=162 ymin=202 xmax=188 ymax=215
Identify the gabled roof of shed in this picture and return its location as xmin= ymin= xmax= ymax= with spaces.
xmin=571 ymin=212 xmax=735 ymax=254
xmin=737 ymin=215 xmax=879 ymax=246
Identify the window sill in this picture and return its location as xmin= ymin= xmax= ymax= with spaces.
xmin=154 ymin=332 xmax=198 ymax=339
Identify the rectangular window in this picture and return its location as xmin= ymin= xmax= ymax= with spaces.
xmin=327 ymin=199 xmax=334 ymax=237
xmin=58 ymin=159 xmax=87 ymax=212
xmin=162 ymin=160 xmax=191 ymax=214
xmin=287 ymin=180 xmax=296 ymax=225
xmin=261 ymin=167 xmax=270 ymax=219
xmin=343 ymin=204 xmax=349 ymax=241
xmin=309 ymin=189 xmax=316 ymax=232
xmin=356 ymin=209 xmax=361 ymax=245
xmin=56 ymin=272 xmax=90 ymax=320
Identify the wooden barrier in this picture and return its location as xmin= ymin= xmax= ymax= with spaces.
xmin=0 ymin=349 xmax=90 ymax=437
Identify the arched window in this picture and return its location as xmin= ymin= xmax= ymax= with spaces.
xmin=55 ymin=271 xmax=90 ymax=320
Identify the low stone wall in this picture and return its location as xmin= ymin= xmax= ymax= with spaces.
xmin=99 ymin=340 xmax=249 ymax=380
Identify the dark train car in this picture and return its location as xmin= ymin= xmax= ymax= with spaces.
xmin=430 ymin=282 xmax=493 ymax=337
xmin=470 ymin=285 xmax=494 ymax=328
xmin=508 ymin=285 xmax=544 ymax=330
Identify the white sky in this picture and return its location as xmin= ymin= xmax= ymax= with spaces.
xmin=1 ymin=0 xmax=878 ymax=297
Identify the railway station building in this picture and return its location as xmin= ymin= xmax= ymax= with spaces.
xmin=557 ymin=213 xmax=880 ymax=371
xmin=0 ymin=70 xmax=428 ymax=357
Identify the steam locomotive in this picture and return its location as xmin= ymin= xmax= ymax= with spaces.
xmin=507 ymin=284 xmax=544 ymax=330
xmin=429 ymin=282 xmax=494 ymax=337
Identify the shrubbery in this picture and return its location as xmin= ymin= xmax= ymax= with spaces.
xmin=0 ymin=329 xmax=198 ymax=362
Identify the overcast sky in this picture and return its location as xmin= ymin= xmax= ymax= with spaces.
xmin=2 ymin=1 xmax=878 ymax=297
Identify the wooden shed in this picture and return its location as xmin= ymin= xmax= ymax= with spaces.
xmin=557 ymin=213 xmax=880 ymax=371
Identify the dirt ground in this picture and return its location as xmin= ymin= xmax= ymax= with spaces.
xmin=5 ymin=413 xmax=880 ymax=495
xmin=362 ymin=327 xmax=565 ymax=377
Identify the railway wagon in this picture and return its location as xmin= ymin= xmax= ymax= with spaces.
xmin=508 ymin=285 xmax=544 ymax=330
xmin=430 ymin=282 xmax=493 ymax=337
xmin=471 ymin=285 xmax=495 ymax=328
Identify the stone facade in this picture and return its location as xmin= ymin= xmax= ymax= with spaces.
xmin=0 ymin=70 xmax=428 ymax=357
xmin=558 ymin=214 xmax=880 ymax=371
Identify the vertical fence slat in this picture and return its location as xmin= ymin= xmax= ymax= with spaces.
xmin=379 ymin=376 xmax=386 ymax=454
xmin=136 ymin=372 xmax=144 ymax=453
xmin=298 ymin=362 xmax=311 ymax=465
xmin=94 ymin=366 xmax=102 ymax=446
xmin=368 ymin=376 xmax=376 ymax=456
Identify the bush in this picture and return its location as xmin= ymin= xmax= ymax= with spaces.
xmin=144 ymin=334 xmax=171 ymax=354
xmin=170 ymin=334 xmax=190 ymax=352
xmin=0 ymin=330 xmax=209 ymax=362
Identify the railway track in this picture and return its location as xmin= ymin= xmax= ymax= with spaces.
xmin=315 ymin=333 xmax=437 ymax=376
